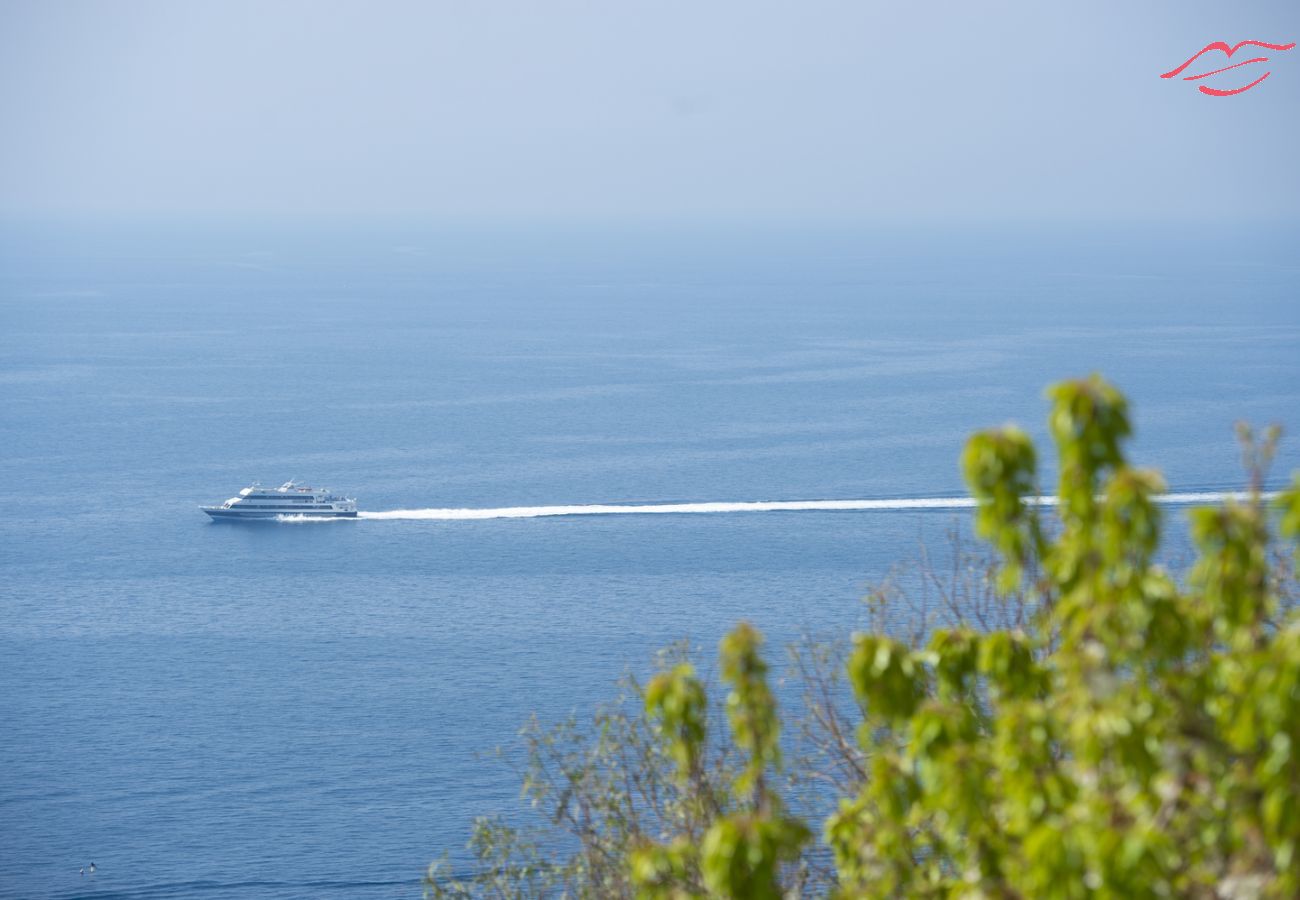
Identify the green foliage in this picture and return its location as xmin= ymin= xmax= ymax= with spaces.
xmin=848 ymin=634 xmax=929 ymax=723
xmin=719 ymin=624 xmax=783 ymax=803
xmin=425 ymin=643 xmax=740 ymax=899
xmin=645 ymin=663 xmax=709 ymax=785
xmin=426 ymin=816 xmax=563 ymax=898
xmin=431 ymin=376 xmax=1300 ymax=899
xmin=631 ymin=623 xmax=810 ymax=900
xmin=828 ymin=375 xmax=1300 ymax=898
xmin=961 ymin=424 xmax=1040 ymax=592
xmin=1278 ymin=473 xmax=1300 ymax=543
xmin=700 ymin=814 xmax=809 ymax=900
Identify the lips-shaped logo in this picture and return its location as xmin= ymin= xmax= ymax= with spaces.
xmin=1161 ymin=40 xmax=1295 ymax=96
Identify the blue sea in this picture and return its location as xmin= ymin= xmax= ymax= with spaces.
xmin=2 ymin=220 xmax=1298 ymax=898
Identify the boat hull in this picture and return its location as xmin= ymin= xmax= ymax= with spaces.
xmin=202 ymin=507 xmax=358 ymax=520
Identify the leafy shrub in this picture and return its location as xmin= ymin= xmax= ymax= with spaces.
xmin=429 ymin=376 xmax=1300 ymax=898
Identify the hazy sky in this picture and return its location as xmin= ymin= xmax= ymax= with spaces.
xmin=2 ymin=0 xmax=1298 ymax=222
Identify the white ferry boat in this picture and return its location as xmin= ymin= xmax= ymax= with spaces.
xmin=201 ymin=481 xmax=358 ymax=520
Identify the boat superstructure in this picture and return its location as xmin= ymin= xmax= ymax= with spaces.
xmin=201 ymin=480 xmax=357 ymax=520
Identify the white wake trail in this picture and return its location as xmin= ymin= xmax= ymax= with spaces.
xmin=357 ymin=492 xmax=1269 ymax=522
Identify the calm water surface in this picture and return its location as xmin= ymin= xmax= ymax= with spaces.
xmin=2 ymin=222 xmax=1297 ymax=897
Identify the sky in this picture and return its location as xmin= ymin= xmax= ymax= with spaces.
xmin=1 ymin=0 xmax=1298 ymax=223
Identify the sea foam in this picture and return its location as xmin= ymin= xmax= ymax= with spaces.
xmin=356 ymin=492 xmax=1266 ymax=521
